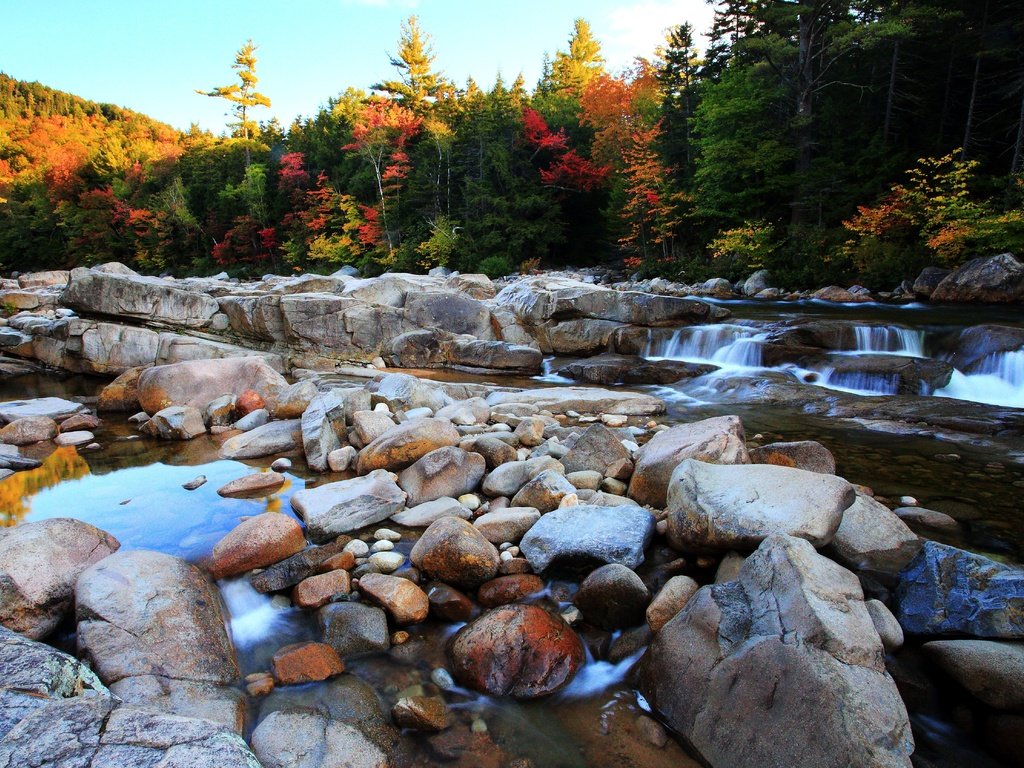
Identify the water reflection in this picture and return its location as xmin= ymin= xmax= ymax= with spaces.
xmin=0 ymin=446 xmax=90 ymax=525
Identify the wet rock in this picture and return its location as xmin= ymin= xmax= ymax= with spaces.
xmin=574 ymin=564 xmax=650 ymax=630
xmin=251 ymin=709 xmax=388 ymax=768
xmin=829 ymin=493 xmax=921 ymax=579
xmin=216 ymin=471 xmax=286 ymax=498
xmin=639 ymin=534 xmax=913 ymax=768
xmin=560 ymin=423 xmax=633 ymax=476
xmin=302 ymin=390 xmax=347 ymax=473
xmin=137 ymin=356 xmax=286 ymax=415
xmin=292 ymin=469 xmax=407 ymax=542
xmin=930 ymin=253 xmax=1024 ymax=304
xmin=410 ymin=517 xmax=500 ymax=589
xmin=209 ymin=512 xmax=306 ymax=580
xmin=183 ymin=475 xmax=207 ymax=490
xmin=427 ymin=583 xmax=478 ymax=622
xmin=0 ymin=416 xmax=57 ymax=445
xmin=749 ymin=440 xmax=836 ymax=474
xmin=391 ymin=496 xmax=471 ymax=527
xmin=912 ymin=266 xmax=951 ymax=298
xmin=54 ymin=430 xmax=95 ymax=447
xmin=0 ymin=397 xmax=84 ymax=422
xmin=922 ymin=640 xmax=1024 ymax=710
xmin=473 ymin=508 xmax=541 ymax=545
xmin=0 ymin=519 xmax=119 ymax=640
xmin=666 ymin=459 xmax=855 ymax=553
xmin=59 ymin=413 xmax=100 ymax=432
xmin=460 ymin=435 xmax=518 ymax=469
xmin=357 ymin=573 xmax=429 ymax=625
xmin=945 ymin=324 xmax=1024 ymax=372
xmin=482 ymin=456 xmax=563 ymax=498
xmin=271 ymin=642 xmax=345 ymax=685
xmin=646 ymin=575 xmax=699 ymax=633
xmin=894 ymin=542 xmax=1024 ymax=638
xmin=893 ymin=506 xmax=960 ymax=532
xmin=356 ymin=417 xmax=461 ymax=474
xmin=143 ymin=405 xmax=206 ymax=440
xmin=812 ymin=285 xmax=873 ymax=303
xmin=293 ymin=570 xmax=351 ymax=609
xmin=319 ymin=602 xmax=390 ymax=657
xmin=519 ymin=503 xmax=655 ymax=572
xmin=866 ymin=599 xmax=904 ymax=653
xmin=477 ymin=574 xmax=545 ymax=608
xmin=818 ymin=354 xmax=954 ymax=394
xmin=447 ymin=604 xmax=584 ymax=698
xmin=510 ymin=470 xmax=575 ymax=513
xmin=219 ymin=419 xmax=302 ymax=459
xmin=560 ymin=354 xmax=716 ymax=386
xmin=628 ymin=415 xmax=749 ymax=509
xmin=351 ymin=410 xmax=396 ymax=447
xmin=250 ymin=538 xmax=351 ymax=593
xmin=486 ymin=386 xmax=666 ymax=416
xmin=97 ymin=366 xmax=145 ymax=412
xmin=398 ymin=446 xmax=486 ymax=506
xmin=392 ymin=696 xmax=448 ymax=732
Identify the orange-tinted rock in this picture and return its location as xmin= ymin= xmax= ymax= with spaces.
xmin=0 ymin=416 xmax=57 ymax=445
xmin=427 ymin=582 xmax=478 ymax=622
xmin=410 ymin=517 xmax=500 ymax=590
xmin=97 ymin=366 xmax=145 ymax=412
xmin=356 ymin=418 xmax=461 ymax=474
xmin=216 ymin=471 xmax=285 ymax=499
xmin=271 ymin=641 xmax=344 ymax=685
xmin=319 ymin=551 xmax=356 ymax=573
xmin=292 ymin=569 xmax=351 ymax=609
xmin=209 ymin=513 xmax=306 ymax=580
xmin=245 ymin=672 xmax=275 ymax=697
xmin=392 ymin=696 xmax=449 ymax=732
xmin=447 ymin=604 xmax=584 ymax=698
xmin=236 ymin=389 xmax=266 ymax=417
xmin=477 ymin=574 xmax=544 ymax=608
xmin=59 ymin=413 xmax=101 ymax=432
xmin=357 ymin=572 xmax=429 ymax=626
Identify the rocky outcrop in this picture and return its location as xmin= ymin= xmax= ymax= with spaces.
xmin=639 ymin=534 xmax=914 ymax=768
xmin=559 ymin=354 xmax=716 ymax=385
xmin=485 ymin=386 xmax=666 ymax=416
xmin=62 ymin=266 xmax=220 ymax=327
xmin=930 ymin=253 xmax=1024 ymax=303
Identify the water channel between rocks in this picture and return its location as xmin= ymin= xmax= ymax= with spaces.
xmin=1 ymin=296 xmax=1022 ymax=768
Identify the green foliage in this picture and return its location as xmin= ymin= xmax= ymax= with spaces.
xmin=709 ymin=220 xmax=777 ymax=272
xmin=415 ymin=216 xmax=459 ymax=269
xmin=477 ymin=254 xmax=514 ymax=278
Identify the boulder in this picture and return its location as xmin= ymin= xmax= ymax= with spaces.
xmin=473 ymin=508 xmax=541 ymax=544
xmin=481 ymin=456 xmax=563 ymax=498
xmin=513 ymin=416 xmax=546 ymax=447
xmin=209 ymin=513 xmax=306 ymax=580
xmin=930 ymin=253 xmax=1024 ymax=303
xmin=0 ymin=397 xmax=84 ymax=423
xmin=476 ymin=574 xmax=545 ymax=608
xmin=866 ymin=600 xmax=904 ymax=653
xmin=137 ymin=357 xmax=286 ymax=415
xmin=404 ymin=290 xmax=494 ymax=338
xmin=485 ymin=386 xmax=666 ymax=416
xmin=817 ymin=354 xmax=953 ymax=394
xmin=220 ymin=419 xmax=302 ymax=460
xmin=271 ymin=642 xmax=345 ymax=686
xmin=318 ymin=603 xmax=390 ymax=658
xmin=742 ymin=269 xmax=772 ymax=296
xmin=666 ymin=459 xmax=855 ymax=553
xmin=251 ymin=709 xmax=388 ymax=768
xmin=301 ymin=390 xmax=347 ymax=473
xmin=216 ymin=471 xmax=286 ymax=499
xmin=409 ymin=517 xmax=500 ymax=589
xmin=357 ymin=573 xmax=429 ymax=626
xmin=272 ymin=380 xmax=320 ymax=419
xmin=749 ymin=440 xmax=836 ymax=474
xmin=894 ymin=541 xmax=1024 ymax=638
xmin=945 ymin=324 xmax=1024 ymax=372
xmin=390 ymin=497 xmax=471 ymax=527
xmin=510 ymin=470 xmax=576 ymax=513
xmin=351 ymin=410 xmax=395 ymax=447
xmin=447 ymin=604 xmax=584 ymax=698
xmin=145 ymin=405 xmax=206 ymax=440
xmin=293 ymin=570 xmax=351 ymax=609
xmin=812 ymin=285 xmax=873 ymax=303
xmin=398 ymin=447 xmax=486 ymax=507
xmin=460 ymin=435 xmax=519 ymax=470
xmin=561 ymin=423 xmax=633 ymax=476
xmin=559 ymin=354 xmax=715 ymax=386
xmin=573 ymin=563 xmax=650 ymax=630
xmin=356 ymin=418 xmax=461 ymax=474
xmin=519 ymin=504 xmax=655 ymax=572
xmin=249 ymin=538 xmax=351 ymax=593
xmin=427 ymin=582 xmax=478 ymax=622
xmin=639 ymin=534 xmax=914 ymax=768
xmin=97 ymin=366 xmax=145 ymax=412
xmin=912 ymin=266 xmax=952 ymax=298
xmin=367 ymin=372 xmax=450 ymax=412
xmin=291 ymin=470 xmax=407 ymax=542
xmin=829 ymin=493 xmax=921 ymax=578
xmin=391 ymin=697 xmax=448 ymax=732
xmin=0 ymin=519 xmax=119 ymax=639
xmin=628 ymin=415 xmax=749 ymax=509
xmin=0 ymin=416 xmax=56 ymax=445
xmin=922 ymin=640 xmax=1024 ymax=710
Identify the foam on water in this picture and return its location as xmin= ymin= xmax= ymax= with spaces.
xmin=851 ymin=325 xmax=925 ymax=357
xmin=220 ymin=577 xmax=294 ymax=649
xmin=935 ymin=349 xmax=1024 ymax=408
xmin=645 ymin=324 xmax=765 ymax=368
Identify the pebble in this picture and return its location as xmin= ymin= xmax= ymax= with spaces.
xmin=499 ymin=542 xmax=514 ymax=551
xmin=327 ymin=445 xmax=357 ymax=472
xmin=182 ymin=475 xmax=207 ymax=490
xmin=600 ymin=477 xmax=627 ymax=495
xmin=579 ymin=415 xmax=599 ymax=423
xmin=391 ymin=630 xmax=410 ymax=645
xmin=431 ymin=667 xmax=456 ymax=691
xmin=558 ymin=492 xmax=579 ymax=508
xmin=500 ymin=551 xmax=514 ymax=562
xmin=271 ymin=457 xmax=292 ymax=471
xmin=344 ymin=539 xmax=370 ymax=557
xmin=458 ymin=493 xmax=481 ymax=511
xmin=489 ymin=423 xmax=512 ymax=432
xmin=566 ymin=410 xmax=580 ymax=418
xmin=601 ymin=414 xmax=627 ymax=427
xmin=471 ymin=718 xmax=488 ymax=733
xmin=621 ymin=440 xmax=640 ymax=453
xmin=561 ymin=606 xmax=582 ymax=625
xmin=899 ymin=495 xmax=918 ymax=506
xmin=373 ymin=402 xmax=391 ymax=413
xmin=54 ymin=430 xmax=93 ymax=447
xmin=374 ymin=528 xmax=401 ymax=542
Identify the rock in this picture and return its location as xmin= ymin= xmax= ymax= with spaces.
xmin=251 ymin=709 xmax=388 ymax=768
xmin=460 ymin=435 xmax=518 ymax=469
xmin=894 ymin=541 xmax=1024 ymax=638
xmin=646 ymin=575 xmax=699 ymax=633
xmin=628 ymin=415 xmax=749 ymax=509
xmin=817 ymin=354 xmax=954 ymax=394
xmin=398 ymin=447 xmax=486 ymax=507
xmin=0 ymin=519 xmax=119 ymax=639
xmin=559 ymin=355 xmax=716 ymax=386
xmin=930 ymin=253 xmax=1024 ymax=303
xmin=0 ymin=397 xmax=84 ymax=422
xmin=666 ymin=459 xmax=855 ymax=553
xmin=427 ymin=583 xmax=478 ymax=622
xmin=137 ymin=357 xmax=286 ymax=415
xmin=271 ymin=641 xmax=345 ymax=685
xmin=742 ymin=269 xmax=772 ymax=296
xmin=436 ymin=398 xmax=490 ymax=425
xmin=220 ymin=419 xmax=302 ymax=459
xmin=519 ymin=504 xmax=655 ymax=572
xmin=293 ymin=570 xmax=351 ymax=609
xmin=473 ymin=508 xmax=541 ymax=545
xmin=209 ymin=513 xmax=306 ymax=580
xmin=513 ymin=417 xmax=546 ymax=447
xmin=510 ymin=470 xmax=576 ymax=513
xmin=97 ymin=366 xmax=145 ymax=412
xmin=183 ymin=475 xmax=207 ymax=490
xmin=922 ymin=640 xmax=1024 ymax=710
xmin=319 ymin=602 xmax=390 ymax=657
xmin=235 ymin=390 xmax=266 ymax=417
xmin=205 ymin=394 xmax=236 ymax=427
xmin=476 ymin=574 xmax=545 ymax=608
xmin=866 ymin=599 xmax=904 ymax=653
xmin=829 ymin=493 xmax=921 ymax=578
xmin=357 ymin=573 xmax=429 ymax=626
xmin=639 ymin=534 xmax=914 ymax=768
xmin=249 ymin=538 xmax=351 ymax=593
xmin=0 ymin=416 xmax=57 ymax=445
xmin=356 ymin=417 xmax=461 ymax=474
xmin=145 ymin=405 xmax=207 ymax=440
xmin=368 ymin=372 xmax=450 ymax=412
xmin=749 ymin=440 xmax=836 ymax=474
xmin=812 ymin=285 xmax=873 ymax=303
xmin=54 ymin=429 xmax=94 ymax=447
xmin=392 ymin=696 xmax=448 ymax=732
xmin=447 ymin=604 xmax=584 ymax=698
xmin=573 ymin=563 xmax=650 ymax=630
xmin=327 ymin=445 xmax=357 ymax=472
xmin=390 ymin=497 xmax=470 ymax=527
xmin=59 ymin=413 xmax=100 ymax=432
xmin=410 ymin=517 xmax=500 ymax=589
xmin=912 ymin=266 xmax=952 ymax=298
xmin=893 ymin=506 xmax=960 ymax=532
xmin=234 ymin=408 xmax=269 ymax=431
xmin=368 ymin=551 xmax=404 ymax=573
xmin=216 ymin=471 xmax=286 ymax=498
xmin=302 ymin=391 xmax=347 ymax=473
xmin=482 ymin=456 xmax=563 ymax=498
xmin=560 ymin=424 xmax=634 ymax=478
xmin=566 ymin=470 xmax=603 ymax=490
xmin=351 ymin=410 xmax=396 ymax=447
xmin=715 ymin=551 xmax=746 ymax=583
xmin=272 ymin=380 xmax=319 ymax=419
xmin=486 ymin=386 xmax=666 ymax=416
xmin=291 ymin=470 xmax=407 ymax=542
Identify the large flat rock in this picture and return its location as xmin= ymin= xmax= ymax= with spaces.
xmin=485 ymin=386 xmax=666 ymax=416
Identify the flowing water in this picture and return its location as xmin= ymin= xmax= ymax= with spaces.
xmin=1 ymin=298 xmax=1022 ymax=767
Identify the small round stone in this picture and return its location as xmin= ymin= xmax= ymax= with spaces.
xmin=271 ymin=457 xmax=292 ymax=471
xmin=500 ymin=551 xmax=514 ymax=562
xmin=374 ymin=528 xmax=401 ymax=542
xmin=369 ymin=551 xmax=405 ymax=573
xmin=371 ymin=540 xmax=395 ymax=552
xmin=431 ymin=667 xmax=456 ymax=691
xmin=458 ymin=493 xmax=481 ymax=511
xmin=344 ymin=539 xmax=370 ymax=557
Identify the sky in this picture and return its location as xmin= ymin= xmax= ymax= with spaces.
xmin=2 ymin=0 xmax=714 ymax=133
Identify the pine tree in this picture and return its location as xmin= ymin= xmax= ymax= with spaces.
xmin=549 ymin=19 xmax=605 ymax=94
xmin=197 ymin=40 xmax=271 ymax=167
xmin=373 ymin=16 xmax=451 ymax=114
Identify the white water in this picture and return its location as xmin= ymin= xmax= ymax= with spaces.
xmin=935 ymin=349 xmax=1024 ymax=408
xmin=645 ymin=324 xmax=765 ymax=368
xmin=850 ymin=326 xmax=925 ymax=357
xmin=800 ymin=365 xmax=903 ymax=396
xmin=220 ymin=577 xmax=295 ymax=649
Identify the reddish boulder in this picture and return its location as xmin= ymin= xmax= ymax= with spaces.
xmin=357 ymin=573 xmax=429 ymax=626
xmin=271 ymin=641 xmax=345 ymax=685
xmin=292 ymin=569 xmax=351 ymax=609
xmin=410 ymin=517 xmax=500 ymax=589
xmin=209 ymin=513 xmax=306 ymax=580
xmin=477 ymin=574 xmax=545 ymax=608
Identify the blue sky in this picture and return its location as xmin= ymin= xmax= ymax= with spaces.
xmin=3 ymin=0 xmax=713 ymax=132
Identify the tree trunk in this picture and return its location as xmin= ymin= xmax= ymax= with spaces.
xmin=792 ymin=8 xmax=815 ymax=225
xmin=937 ymin=52 xmax=955 ymax=150
xmin=1012 ymin=82 xmax=1024 ymax=175
xmin=883 ymin=38 xmax=900 ymax=142
xmin=962 ymin=0 xmax=990 ymax=161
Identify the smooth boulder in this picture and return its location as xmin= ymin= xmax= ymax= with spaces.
xmin=137 ymin=356 xmax=286 ymax=415
xmin=356 ymin=418 xmax=460 ymax=474
xmin=519 ymin=504 xmax=655 ymax=572
xmin=291 ymin=470 xmax=407 ymax=543
xmin=409 ymin=517 xmax=500 ymax=589
xmin=397 ymin=446 xmax=485 ymax=507
xmin=209 ymin=513 xmax=306 ymax=580
xmin=220 ymin=419 xmax=302 ymax=460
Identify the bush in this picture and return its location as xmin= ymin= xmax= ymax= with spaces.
xmin=477 ymin=255 xmax=514 ymax=278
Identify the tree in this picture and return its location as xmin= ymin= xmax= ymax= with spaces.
xmin=548 ymin=19 xmax=605 ymax=94
xmin=657 ymin=24 xmax=701 ymax=179
xmin=197 ymin=40 xmax=272 ymax=167
xmin=373 ymin=16 xmax=451 ymax=114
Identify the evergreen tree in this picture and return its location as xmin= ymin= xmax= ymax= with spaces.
xmin=196 ymin=40 xmax=272 ymax=167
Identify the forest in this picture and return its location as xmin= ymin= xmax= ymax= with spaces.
xmin=1 ymin=0 xmax=1023 ymax=288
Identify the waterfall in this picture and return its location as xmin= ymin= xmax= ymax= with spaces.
xmin=220 ymin=577 xmax=294 ymax=649
xmin=935 ymin=349 xmax=1024 ymax=408
xmin=851 ymin=326 xmax=925 ymax=357
xmin=809 ymin=366 xmax=902 ymax=396
xmin=645 ymin=324 xmax=764 ymax=368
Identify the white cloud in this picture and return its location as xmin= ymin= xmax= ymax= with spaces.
xmin=597 ymin=0 xmax=714 ymax=70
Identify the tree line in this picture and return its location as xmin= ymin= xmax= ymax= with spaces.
xmin=1 ymin=2 xmax=1022 ymax=287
